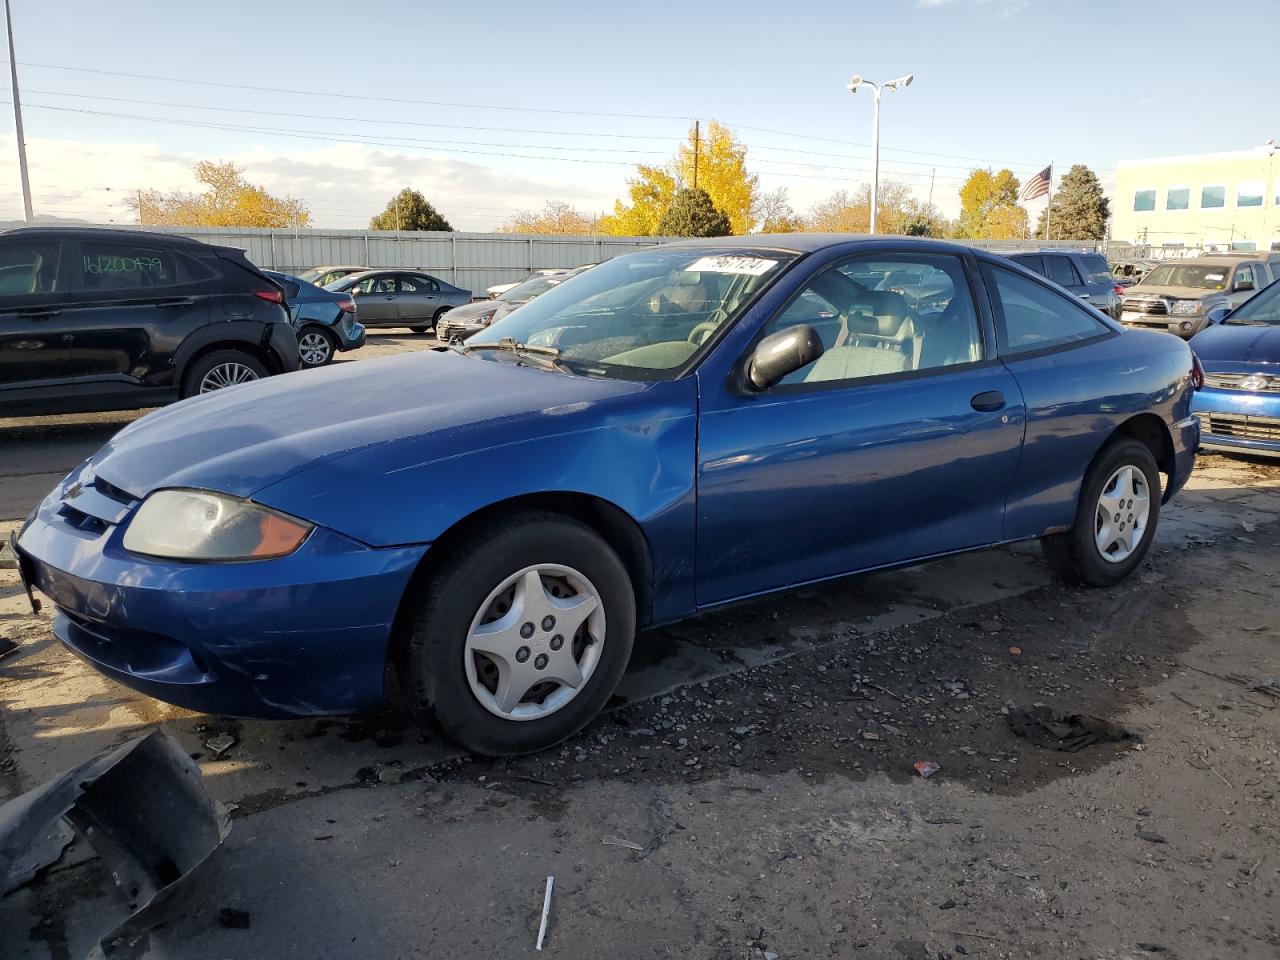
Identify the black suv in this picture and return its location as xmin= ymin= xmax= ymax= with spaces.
xmin=0 ymin=227 xmax=299 ymax=416
xmin=1005 ymin=250 xmax=1121 ymax=320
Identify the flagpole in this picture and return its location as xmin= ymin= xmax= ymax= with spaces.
xmin=1046 ymin=161 xmax=1054 ymax=242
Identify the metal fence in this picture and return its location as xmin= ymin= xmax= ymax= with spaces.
xmin=81 ymin=225 xmax=1106 ymax=294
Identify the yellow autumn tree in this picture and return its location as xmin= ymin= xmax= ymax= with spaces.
xmin=955 ymin=168 xmax=1028 ymax=240
xmin=600 ymin=121 xmax=758 ymax=236
xmin=128 ymin=161 xmax=310 ymax=228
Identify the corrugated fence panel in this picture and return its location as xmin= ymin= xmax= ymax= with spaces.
xmin=69 ymin=227 xmax=1102 ymax=292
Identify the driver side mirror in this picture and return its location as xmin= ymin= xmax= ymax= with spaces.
xmin=746 ymin=324 xmax=824 ymax=391
xmin=1234 ymin=279 xmax=1254 ymax=292
xmin=1205 ymin=305 xmax=1231 ymax=325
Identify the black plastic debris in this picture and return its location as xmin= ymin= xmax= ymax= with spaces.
xmin=218 ymin=907 xmax=251 ymax=929
xmin=1005 ymin=706 xmax=1134 ymax=753
xmin=0 ymin=731 xmax=230 ymax=957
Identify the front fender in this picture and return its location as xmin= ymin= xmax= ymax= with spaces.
xmin=252 ymin=377 xmax=700 ymax=618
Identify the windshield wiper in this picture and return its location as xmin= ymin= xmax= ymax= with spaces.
xmin=466 ymin=337 xmax=571 ymax=371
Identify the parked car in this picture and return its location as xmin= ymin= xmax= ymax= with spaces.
xmin=0 ymin=227 xmax=299 ymax=416
xmin=324 ymin=269 xmax=470 ymax=334
xmin=485 ymin=268 xmax=575 ymax=300
xmin=1005 ymin=251 xmax=1121 ymax=319
xmin=265 ymin=271 xmax=366 ymax=369
xmin=1120 ymin=255 xmax=1276 ymax=338
xmin=1111 ymin=258 xmax=1157 ymax=288
xmin=1190 ymin=275 xmax=1280 ymax=457
xmin=13 ymin=236 xmax=1199 ymax=757
xmin=439 ymin=269 xmax=583 ymax=341
xmin=297 ymin=265 xmax=367 ymax=287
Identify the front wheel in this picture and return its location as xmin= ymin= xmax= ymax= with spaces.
xmin=400 ymin=513 xmax=635 ymax=756
xmin=1041 ymin=438 xmax=1160 ymax=586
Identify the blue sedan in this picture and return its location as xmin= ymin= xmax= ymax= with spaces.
xmin=265 ymin=270 xmax=366 ymax=369
xmin=13 ymin=236 xmax=1200 ymax=756
xmin=1190 ymin=277 xmax=1280 ymax=457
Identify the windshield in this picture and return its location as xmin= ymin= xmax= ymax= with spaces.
xmin=499 ymin=275 xmax=564 ymax=303
xmin=467 ymin=247 xmax=797 ymax=378
xmin=1141 ymin=263 xmax=1230 ymax=290
xmin=1225 ymin=281 xmax=1280 ymax=325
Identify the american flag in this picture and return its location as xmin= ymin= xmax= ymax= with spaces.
xmin=1020 ymin=165 xmax=1052 ymax=201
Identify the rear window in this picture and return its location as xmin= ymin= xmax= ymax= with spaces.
xmin=1078 ymin=254 xmax=1113 ymax=284
xmin=1044 ymin=256 xmax=1081 ymax=287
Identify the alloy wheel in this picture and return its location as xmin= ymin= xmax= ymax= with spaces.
xmin=298 ymin=331 xmax=333 ymax=367
xmin=463 ymin=564 xmax=606 ymax=721
xmin=1094 ymin=465 xmax=1150 ymax=563
xmin=199 ymin=362 xmax=260 ymax=393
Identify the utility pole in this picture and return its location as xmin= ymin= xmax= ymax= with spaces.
xmin=4 ymin=0 xmax=33 ymax=222
xmin=848 ymin=73 xmax=913 ymax=235
xmin=692 ymin=120 xmax=700 ymax=190
xmin=927 ymin=167 xmax=935 ymax=208
xmin=136 ymin=188 xmax=143 ymax=227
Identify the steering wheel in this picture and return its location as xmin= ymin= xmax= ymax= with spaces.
xmin=687 ymin=321 xmax=719 ymax=345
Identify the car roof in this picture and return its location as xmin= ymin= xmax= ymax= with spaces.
xmin=308 ymin=264 xmax=366 ymax=271
xmin=0 ymin=226 xmax=212 ymax=248
xmin=1167 ymin=255 xmax=1261 ymax=266
xmin=659 ymin=233 xmax=1020 ymax=260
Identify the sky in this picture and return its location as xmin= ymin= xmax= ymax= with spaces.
xmin=1 ymin=0 xmax=1278 ymax=231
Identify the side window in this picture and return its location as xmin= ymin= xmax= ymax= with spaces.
xmin=0 ymin=240 xmax=63 ymax=296
xmin=1044 ymin=256 xmax=1081 ymax=287
xmin=1234 ymin=265 xmax=1255 ymax=291
xmin=354 ymin=275 xmax=396 ymax=294
xmin=281 ymin=279 xmax=301 ymax=300
xmin=989 ymin=265 xmax=1109 ymax=354
xmin=1013 ymin=256 xmax=1046 ymax=277
xmin=399 ymin=275 xmax=436 ymax=293
xmin=79 ymin=241 xmax=180 ymax=293
xmin=759 ymin=253 xmax=983 ymax=388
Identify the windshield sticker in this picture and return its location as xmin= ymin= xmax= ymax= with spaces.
xmin=685 ymin=255 xmax=778 ymax=276
xmin=1205 ymin=273 xmax=1224 ymax=282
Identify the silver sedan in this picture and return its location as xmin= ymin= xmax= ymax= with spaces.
xmin=326 ymin=270 xmax=472 ymax=334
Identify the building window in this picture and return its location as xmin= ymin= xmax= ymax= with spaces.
xmin=1133 ymin=189 xmax=1156 ymax=212
xmin=1201 ymin=185 xmax=1226 ymax=209
xmin=1229 ymin=242 xmax=1257 ymax=251
xmin=1165 ymin=187 xmax=1190 ymax=211
xmin=1237 ymin=181 xmax=1264 ymax=207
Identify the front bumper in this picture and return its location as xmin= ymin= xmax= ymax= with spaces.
xmin=1120 ymin=311 xmax=1205 ymax=339
xmin=437 ymin=319 xmax=490 ymax=342
xmin=1193 ymin=386 xmax=1280 ymax=457
xmin=14 ymin=469 xmax=426 ymax=718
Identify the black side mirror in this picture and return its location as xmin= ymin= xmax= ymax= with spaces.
xmin=747 ymin=324 xmax=824 ymax=390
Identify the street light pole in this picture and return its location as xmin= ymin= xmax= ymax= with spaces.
xmin=3 ymin=0 xmax=33 ymax=222
xmin=848 ymin=72 xmax=913 ymax=235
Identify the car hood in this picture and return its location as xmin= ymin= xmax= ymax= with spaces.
xmin=90 ymin=350 xmax=648 ymax=504
xmin=1191 ymin=324 xmax=1280 ymax=366
xmin=1123 ymin=285 xmax=1221 ymax=301
xmin=443 ymin=299 xmax=511 ymax=322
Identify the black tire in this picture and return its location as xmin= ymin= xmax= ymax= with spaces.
xmin=431 ymin=307 xmax=450 ymax=332
xmin=181 ymin=349 xmax=269 ymax=399
xmin=1041 ymin=438 xmax=1161 ymax=587
xmin=297 ymin=326 xmax=337 ymax=368
xmin=401 ymin=512 xmax=636 ymax=756
xmin=407 ymin=325 xmax=430 ymax=334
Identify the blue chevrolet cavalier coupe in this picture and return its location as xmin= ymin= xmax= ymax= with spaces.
xmin=14 ymin=236 xmax=1201 ymax=755
xmin=1191 ymin=276 xmax=1280 ymax=457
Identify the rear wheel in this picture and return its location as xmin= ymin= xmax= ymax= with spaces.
xmin=297 ymin=327 xmax=336 ymax=368
xmin=400 ymin=513 xmax=635 ymax=756
xmin=1041 ymin=438 xmax=1160 ymax=586
xmin=182 ymin=349 xmax=268 ymax=398
xmin=407 ymin=324 xmax=430 ymax=334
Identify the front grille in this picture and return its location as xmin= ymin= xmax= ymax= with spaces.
xmin=1203 ymin=413 xmax=1280 ymax=442
xmin=1203 ymin=372 xmax=1280 ymax=393
xmin=1122 ymin=298 xmax=1168 ymax=316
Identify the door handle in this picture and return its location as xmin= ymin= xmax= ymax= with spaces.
xmin=971 ymin=390 xmax=1006 ymax=412
xmin=17 ymin=309 xmax=61 ymax=319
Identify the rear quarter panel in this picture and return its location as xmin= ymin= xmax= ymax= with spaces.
xmin=1001 ymin=328 xmax=1194 ymax=539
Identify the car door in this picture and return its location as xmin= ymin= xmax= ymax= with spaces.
xmin=978 ymin=262 xmax=1124 ymax=540
xmin=60 ymin=236 xmax=211 ymax=404
xmin=1227 ymin=264 xmax=1259 ymax=307
xmin=395 ymin=273 xmax=440 ymax=322
xmin=0 ymin=236 xmax=75 ymax=405
xmin=350 ymin=273 xmax=399 ymax=324
xmin=695 ymin=250 xmax=1026 ymax=606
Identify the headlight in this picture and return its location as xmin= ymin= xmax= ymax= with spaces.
xmin=477 ymin=310 xmax=498 ymax=326
xmin=123 ymin=490 xmax=313 ymax=561
xmin=1171 ymin=300 xmax=1203 ymax=316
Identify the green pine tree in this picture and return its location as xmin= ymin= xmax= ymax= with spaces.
xmin=1036 ymin=165 xmax=1110 ymax=240
xmin=657 ymin=188 xmax=732 ymax=238
xmin=369 ymin=188 xmax=453 ymax=231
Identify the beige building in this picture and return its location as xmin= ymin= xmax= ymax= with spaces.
xmin=1111 ymin=145 xmax=1279 ymax=253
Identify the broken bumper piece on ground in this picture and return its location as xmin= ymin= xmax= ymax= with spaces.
xmin=0 ymin=730 xmax=230 ymax=957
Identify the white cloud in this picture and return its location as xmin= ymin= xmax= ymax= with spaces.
xmin=0 ymin=135 xmax=625 ymax=230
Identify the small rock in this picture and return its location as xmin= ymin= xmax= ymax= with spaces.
xmin=218 ymin=908 xmax=250 ymax=929
xmin=204 ymin=733 xmax=236 ymax=757
xmin=938 ymin=898 xmax=957 ymax=910
xmin=1137 ymin=829 xmax=1167 ymax=844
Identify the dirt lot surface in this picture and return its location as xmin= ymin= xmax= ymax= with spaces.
xmin=1 ymin=344 xmax=1277 ymax=960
